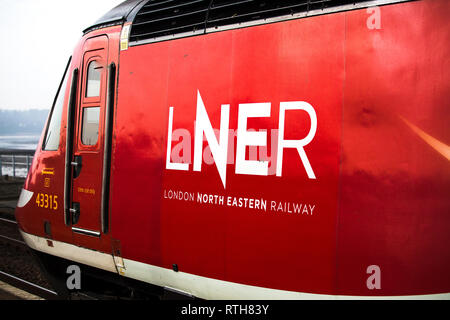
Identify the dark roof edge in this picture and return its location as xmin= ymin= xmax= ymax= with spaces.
xmin=83 ymin=0 xmax=148 ymax=34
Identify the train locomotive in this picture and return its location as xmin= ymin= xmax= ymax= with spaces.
xmin=15 ymin=0 xmax=450 ymax=299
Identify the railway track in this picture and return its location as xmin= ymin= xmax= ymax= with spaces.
xmin=0 ymin=216 xmax=58 ymax=300
xmin=0 ymin=217 xmax=25 ymax=246
xmin=0 ymin=215 xmax=125 ymax=300
xmin=0 ymin=271 xmax=57 ymax=300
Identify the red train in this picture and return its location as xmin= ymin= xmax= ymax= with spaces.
xmin=15 ymin=0 xmax=450 ymax=299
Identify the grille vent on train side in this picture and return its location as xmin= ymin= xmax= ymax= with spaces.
xmin=131 ymin=0 xmax=211 ymax=42
xmin=129 ymin=0 xmax=376 ymax=43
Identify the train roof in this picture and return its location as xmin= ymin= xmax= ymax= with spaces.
xmin=83 ymin=0 xmax=408 ymax=44
xmin=83 ymin=0 xmax=146 ymax=34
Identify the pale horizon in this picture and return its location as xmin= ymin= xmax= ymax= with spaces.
xmin=0 ymin=0 xmax=124 ymax=111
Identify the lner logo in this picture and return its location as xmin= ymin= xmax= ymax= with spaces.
xmin=166 ymin=90 xmax=317 ymax=188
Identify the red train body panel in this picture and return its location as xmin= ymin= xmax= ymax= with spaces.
xmin=15 ymin=0 xmax=450 ymax=299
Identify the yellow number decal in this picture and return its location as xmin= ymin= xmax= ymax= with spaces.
xmin=35 ymin=193 xmax=58 ymax=211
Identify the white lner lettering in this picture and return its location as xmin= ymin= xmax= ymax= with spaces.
xmin=166 ymin=91 xmax=317 ymax=188
xmin=276 ymin=101 xmax=317 ymax=179
xmin=193 ymin=90 xmax=230 ymax=188
xmin=235 ymin=102 xmax=271 ymax=176
xmin=166 ymin=107 xmax=189 ymax=171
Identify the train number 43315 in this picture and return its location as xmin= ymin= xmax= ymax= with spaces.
xmin=35 ymin=193 xmax=58 ymax=210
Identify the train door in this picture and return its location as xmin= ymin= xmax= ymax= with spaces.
xmin=69 ymin=35 xmax=110 ymax=248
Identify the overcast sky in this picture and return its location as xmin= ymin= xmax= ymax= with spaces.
xmin=0 ymin=0 xmax=124 ymax=110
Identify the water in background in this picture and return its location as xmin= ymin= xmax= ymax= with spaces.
xmin=0 ymin=135 xmax=40 ymax=151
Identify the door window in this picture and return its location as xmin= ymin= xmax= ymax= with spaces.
xmin=86 ymin=60 xmax=102 ymax=98
xmin=81 ymin=107 xmax=100 ymax=146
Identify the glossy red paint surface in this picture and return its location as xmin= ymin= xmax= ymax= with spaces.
xmin=111 ymin=10 xmax=345 ymax=294
xmin=16 ymin=0 xmax=450 ymax=297
xmin=336 ymin=0 xmax=450 ymax=295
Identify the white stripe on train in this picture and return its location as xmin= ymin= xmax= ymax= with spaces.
xmin=20 ymin=230 xmax=450 ymax=300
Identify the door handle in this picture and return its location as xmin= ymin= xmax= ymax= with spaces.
xmin=70 ymin=202 xmax=80 ymax=225
xmin=71 ymin=155 xmax=82 ymax=178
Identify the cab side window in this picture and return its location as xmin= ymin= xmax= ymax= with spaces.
xmin=43 ymin=57 xmax=71 ymax=151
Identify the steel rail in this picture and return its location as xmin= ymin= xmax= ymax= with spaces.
xmin=0 ymin=270 xmax=58 ymax=300
xmin=0 ymin=234 xmax=25 ymax=246
xmin=0 ymin=217 xmax=61 ymax=300
xmin=0 ymin=217 xmax=17 ymax=225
